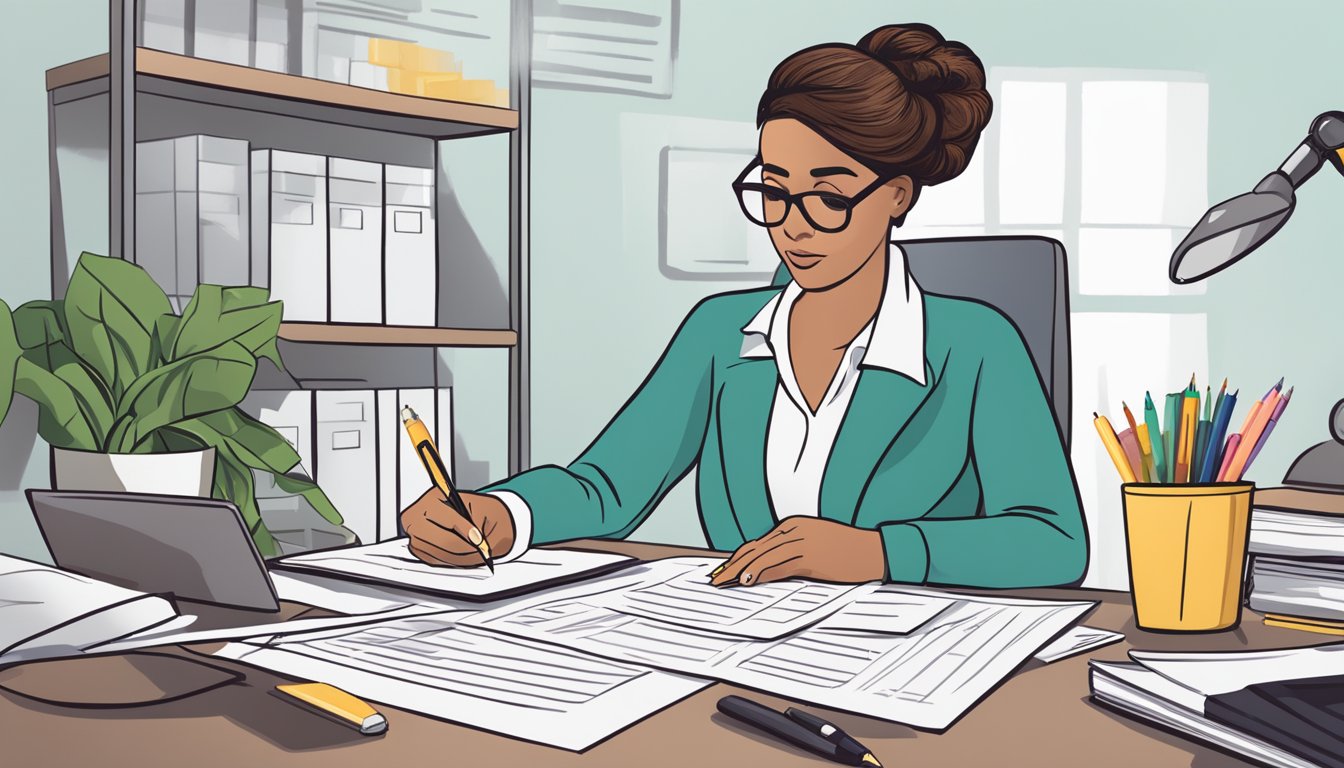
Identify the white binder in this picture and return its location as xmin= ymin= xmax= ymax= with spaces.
xmin=327 ymin=158 xmax=384 ymax=324
xmin=375 ymin=390 xmax=401 ymax=541
xmin=255 ymin=149 xmax=328 ymax=322
xmin=383 ymin=165 xmax=437 ymax=327
xmin=315 ymin=391 xmax=378 ymax=545
xmin=135 ymin=135 xmax=249 ymax=310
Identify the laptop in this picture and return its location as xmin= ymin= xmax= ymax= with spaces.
xmin=27 ymin=490 xmax=281 ymax=612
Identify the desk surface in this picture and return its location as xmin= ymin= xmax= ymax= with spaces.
xmin=0 ymin=539 xmax=1329 ymax=768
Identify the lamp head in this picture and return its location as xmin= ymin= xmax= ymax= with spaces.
xmin=1168 ymin=173 xmax=1295 ymax=284
xmin=1169 ymin=110 xmax=1344 ymax=284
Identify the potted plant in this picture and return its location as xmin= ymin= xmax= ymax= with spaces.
xmin=0 ymin=251 xmax=342 ymax=557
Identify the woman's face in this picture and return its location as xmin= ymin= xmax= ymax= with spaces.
xmin=758 ymin=118 xmax=913 ymax=291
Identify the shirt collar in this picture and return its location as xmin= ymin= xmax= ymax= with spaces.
xmin=739 ymin=242 xmax=926 ymax=385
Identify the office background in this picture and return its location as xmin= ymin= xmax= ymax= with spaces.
xmin=2 ymin=0 xmax=1342 ymax=590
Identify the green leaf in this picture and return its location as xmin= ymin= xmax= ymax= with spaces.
xmin=12 ymin=300 xmax=68 ymax=350
xmin=172 ymin=408 xmax=301 ymax=475
xmin=0 ymin=300 xmax=19 ymax=428
xmin=108 ymin=339 xmax=257 ymax=452
xmin=12 ymin=302 xmax=116 ymax=446
xmin=273 ymin=472 xmax=345 ymax=526
xmin=151 ymin=314 xmax=180 ymax=366
xmin=210 ymin=441 xmax=280 ymax=559
xmin=63 ymin=252 xmax=172 ymax=402
xmin=172 ymin=285 xmax=283 ymax=369
xmin=13 ymin=357 xmax=98 ymax=449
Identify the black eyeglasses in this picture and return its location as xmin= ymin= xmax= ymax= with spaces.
xmin=732 ymin=158 xmax=893 ymax=233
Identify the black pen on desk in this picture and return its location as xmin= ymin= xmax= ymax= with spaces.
xmin=717 ymin=695 xmax=882 ymax=767
xmin=401 ymin=406 xmax=494 ymax=572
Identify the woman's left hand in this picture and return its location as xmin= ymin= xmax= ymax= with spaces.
xmin=709 ymin=517 xmax=886 ymax=586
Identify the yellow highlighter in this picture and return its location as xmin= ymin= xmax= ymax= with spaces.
xmin=402 ymin=406 xmax=494 ymax=571
xmin=1094 ymin=412 xmax=1138 ymax=483
xmin=275 ymin=682 xmax=388 ymax=735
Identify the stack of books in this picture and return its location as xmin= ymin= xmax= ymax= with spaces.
xmin=1247 ymin=486 xmax=1344 ymax=635
xmin=1093 ymin=375 xmax=1292 ymax=484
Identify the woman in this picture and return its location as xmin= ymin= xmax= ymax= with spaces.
xmin=402 ymin=22 xmax=1088 ymax=589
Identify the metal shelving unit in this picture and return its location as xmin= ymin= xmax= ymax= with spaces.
xmin=46 ymin=1 xmax=531 ymax=484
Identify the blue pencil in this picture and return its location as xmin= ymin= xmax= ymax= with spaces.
xmin=1199 ymin=388 xmax=1239 ymax=483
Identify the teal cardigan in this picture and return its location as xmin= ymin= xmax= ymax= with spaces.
xmin=487 ymin=286 xmax=1088 ymax=588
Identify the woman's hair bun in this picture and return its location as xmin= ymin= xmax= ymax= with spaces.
xmin=757 ymin=22 xmax=992 ymax=192
xmin=858 ymin=23 xmax=983 ymax=98
xmin=856 ymin=24 xmax=992 ymax=185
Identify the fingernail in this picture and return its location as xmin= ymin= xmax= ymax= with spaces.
xmin=741 ymin=572 xmax=752 ymax=585
xmin=710 ymin=565 xmax=725 ymax=578
xmin=469 ymin=527 xmax=483 ymax=545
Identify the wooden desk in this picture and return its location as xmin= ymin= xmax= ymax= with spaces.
xmin=0 ymin=540 xmax=1327 ymax=767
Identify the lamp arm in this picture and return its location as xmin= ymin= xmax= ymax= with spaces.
xmin=1278 ymin=111 xmax=1344 ymax=188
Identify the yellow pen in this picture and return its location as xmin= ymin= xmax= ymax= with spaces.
xmin=401 ymin=406 xmax=494 ymax=571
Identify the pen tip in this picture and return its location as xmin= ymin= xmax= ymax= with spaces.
xmin=862 ymin=755 xmax=883 ymax=767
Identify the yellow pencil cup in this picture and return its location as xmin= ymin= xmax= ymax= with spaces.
xmin=1122 ymin=483 xmax=1254 ymax=633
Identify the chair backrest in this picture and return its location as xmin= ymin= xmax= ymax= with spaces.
xmin=772 ymin=235 xmax=1071 ymax=448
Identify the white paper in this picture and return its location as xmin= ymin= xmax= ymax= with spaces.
xmin=1033 ymin=625 xmax=1124 ymax=663
xmin=465 ymin=576 xmax=1094 ymax=730
xmin=816 ymin=586 xmax=955 ymax=634
xmin=214 ymin=612 xmax=708 ymax=750
xmin=269 ymin=570 xmax=467 ymax=614
xmin=1090 ymin=661 xmax=1313 ymax=768
xmin=1130 ymin=644 xmax=1344 ymax=697
xmin=0 ymin=555 xmax=181 ymax=663
xmin=275 ymin=539 xmax=634 ymax=600
xmin=590 ymin=557 xmax=873 ymax=639
xmin=95 ymin=604 xmax=447 ymax=653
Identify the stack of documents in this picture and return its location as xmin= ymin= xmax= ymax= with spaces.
xmin=1245 ymin=487 xmax=1344 ymax=633
xmin=217 ymin=611 xmax=708 ymax=750
xmin=462 ymin=558 xmax=1095 ymax=731
xmin=1091 ymin=645 xmax=1344 ymax=768
xmin=0 ymin=554 xmax=182 ymax=665
xmin=216 ymin=550 xmax=1098 ymax=749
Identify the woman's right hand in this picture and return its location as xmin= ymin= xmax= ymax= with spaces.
xmin=401 ymin=488 xmax=517 ymax=567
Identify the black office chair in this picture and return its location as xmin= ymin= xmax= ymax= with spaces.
xmin=772 ymin=235 xmax=1072 ymax=449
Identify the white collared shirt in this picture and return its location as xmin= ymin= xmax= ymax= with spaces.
xmin=489 ymin=244 xmax=924 ymax=556
xmin=739 ymin=244 xmax=925 ymax=519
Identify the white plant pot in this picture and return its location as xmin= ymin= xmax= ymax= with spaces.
xmin=51 ymin=447 xmax=216 ymax=498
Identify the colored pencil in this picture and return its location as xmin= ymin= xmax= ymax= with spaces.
xmin=1136 ymin=423 xmax=1156 ymax=482
xmin=1217 ymin=434 xmax=1243 ymax=482
xmin=1176 ymin=376 xmax=1199 ymax=483
xmin=1242 ymin=386 xmax=1293 ymax=478
xmin=1225 ymin=388 xmax=1282 ymax=481
xmin=1200 ymin=389 xmax=1238 ymax=483
xmin=1143 ymin=393 xmax=1167 ymax=485
xmin=1118 ymin=428 xmax=1145 ymax=482
xmin=1164 ymin=392 xmax=1184 ymax=483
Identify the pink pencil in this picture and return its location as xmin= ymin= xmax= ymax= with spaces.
xmin=1216 ymin=434 xmax=1243 ymax=482
xmin=1241 ymin=387 xmax=1293 ymax=478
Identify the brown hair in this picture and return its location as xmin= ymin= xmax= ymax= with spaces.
xmin=757 ymin=23 xmax=992 ymax=219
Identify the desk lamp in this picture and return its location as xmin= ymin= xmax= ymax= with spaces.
xmin=1169 ymin=110 xmax=1344 ymax=489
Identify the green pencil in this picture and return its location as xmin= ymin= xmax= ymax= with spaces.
xmin=1164 ymin=391 xmax=1184 ymax=483
xmin=1144 ymin=392 xmax=1167 ymax=484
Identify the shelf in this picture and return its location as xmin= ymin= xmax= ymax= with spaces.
xmin=46 ymin=49 xmax=518 ymax=140
xmin=278 ymin=323 xmax=518 ymax=348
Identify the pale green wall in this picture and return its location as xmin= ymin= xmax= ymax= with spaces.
xmin=0 ymin=0 xmax=107 ymax=560
xmin=529 ymin=0 xmax=1344 ymax=547
xmin=3 ymin=1 xmax=1343 ymax=561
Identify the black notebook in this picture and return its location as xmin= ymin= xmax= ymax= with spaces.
xmin=1206 ymin=674 xmax=1344 ymax=768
